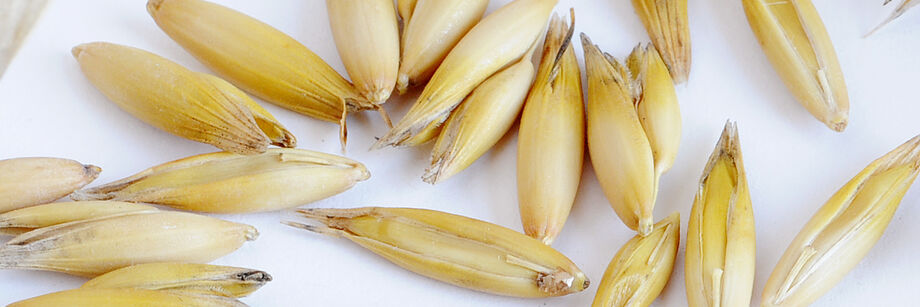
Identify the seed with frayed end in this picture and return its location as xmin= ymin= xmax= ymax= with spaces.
xmin=423 ymin=39 xmax=537 ymax=184
xmin=396 ymin=0 xmax=488 ymax=94
xmin=631 ymin=0 xmax=691 ymax=83
xmin=73 ymin=42 xmax=296 ymax=154
xmin=685 ymin=121 xmax=756 ymax=307
xmin=742 ymin=0 xmax=849 ymax=132
xmin=373 ymin=0 xmax=558 ymax=148
xmin=581 ymin=33 xmax=681 ymax=236
xmin=0 ymin=201 xmax=159 ymax=236
xmin=0 ymin=211 xmax=257 ymax=277
xmin=868 ymin=0 xmax=918 ymax=35
xmin=592 ymin=212 xmax=680 ymax=307
xmin=8 ymin=288 xmax=247 ymax=307
xmin=0 ymin=157 xmax=100 ymax=213
xmin=72 ymin=148 xmax=369 ymax=214
xmin=148 ymin=0 xmax=378 ymax=147
xmin=82 ymin=263 xmax=271 ymax=298
xmin=327 ymin=0 xmax=399 ymax=104
xmin=762 ymin=135 xmax=920 ymax=307
xmin=285 ymin=207 xmax=589 ymax=297
xmin=517 ymin=12 xmax=584 ymax=246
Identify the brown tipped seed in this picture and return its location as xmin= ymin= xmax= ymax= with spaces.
xmin=285 ymin=207 xmax=589 ymax=297
xmin=0 ymin=157 xmax=100 ymax=213
xmin=517 ymin=12 xmax=584 ymax=245
xmin=0 ymin=211 xmax=257 ymax=277
xmin=592 ymin=212 xmax=680 ymax=307
xmin=72 ymin=148 xmax=369 ymax=214
xmin=742 ymin=0 xmax=849 ymax=132
xmin=685 ymin=121 xmax=756 ymax=307
xmin=423 ymin=39 xmax=537 ymax=184
xmin=83 ymin=263 xmax=271 ymax=298
xmin=327 ymin=0 xmax=399 ymax=104
xmin=73 ymin=42 xmax=296 ymax=154
xmin=148 ymin=0 xmax=378 ymax=147
xmin=632 ymin=0 xmax=691 ymax=83
xmin=8 ymin=288 xmax=247 ymax=307
xmin=0 ymin=201 xmax=159 ymax=236
xmin=373 ymin=0 xmax=559 ymax=148
xmin=581 ymin=34 xmax=681 ymax=236
xmin=762 ymin=135 xmax=920 ymax=307
xmin=396 ymin=0 xmax=489 ymax=94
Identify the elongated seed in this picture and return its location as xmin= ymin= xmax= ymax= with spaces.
xmin=83 ymin=263 xmax=271 ymax=298
xmin=0 ymin=211 xmax=257 ymax=277
xmin=285 ymin=207 xmax=589 ymax=297
xmin=0 ymin=157 xmax=100 ymax=213
xmin=685 ymin=121 xmax=756 ymax=307
xmin=517 ymin=12 xmax=584 ymax=245
xmin=762 ymin=135 xmax=920 ymax=306
xmin=72 ymin=148 xmax=369 ymax=213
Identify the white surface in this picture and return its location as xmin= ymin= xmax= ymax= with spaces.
xmin=1 ymin=0 xmax=918 ymax=306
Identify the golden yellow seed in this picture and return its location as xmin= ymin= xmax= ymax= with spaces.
xmin=0 ymin=201 xmax=158 ymax=236
xmin=396 ymin=0 xmax=489 ymax=94
xmin=685 ymin=121 xmax=756 ymax=307
xmin=72 ymin=148 xmax=369 ymax=213
xmin=424 ymin=38 xmax=537 ymax=184
xmin=148 ymin=0 xmax=378 ymax=147
xmin=592 ymin=212 xmax=680 ymax=307
xmin=631 ymin=0 xmax=691 ymax=83
xmin=762 ymin=135 xmax=920 ymax=307
xmin=517 ymin=12 xmax=584 ymax=245
xmin=373 ymin=0 xmax=558 ymax=148
xmin=286 ymin=207 xmax=589 ymax=297
xmin=742 ymin=0 xmax=849 ymax=132
xmin=82 ymin=263 xmax=271 ymax=298
xmin=581 ymin=33 xmax=680 ymax=236
xmin=73 ymin=42 xmax=297 ymax=154
xmin=327 ymin=0 xmax=400 ymax=104
xmin=0 ymin=157 xmax=100 ymax=213
xmin=0 ymin=211 xmax=257 ymax=277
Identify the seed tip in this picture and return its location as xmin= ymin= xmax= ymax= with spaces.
xmin=146 ymin=0 xmax=164 ymax=14
xmin=238 ymin=270 xmax=273 ymax=283
xmin=71 ymin=45 xmax=87 ymax=58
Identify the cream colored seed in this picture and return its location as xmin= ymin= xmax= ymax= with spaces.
xmin=0 ymin=211 xmax=257 ymax=277
xmin=373 ymin=0 xmax=558 ymax=148
xmin=685 ymin=121 xmax=756 ymax=307
xmin=327 ymin=0 xmax=399 ymax=104
xmin=423 ymin=38 xmax=537 ymax=184
xmin=285 ymin=207 xmax=590 ymax=298
xmin=592 ymin=212 xmax=680 ymax=307
xmin=762 ymin=135 xmax=920 ymax=307
xmin=82 ymin=263 xmax=271 ymax=298
xmin=148 ymin=0 xmax=378 ymax=147
xmin=631 ymin=0 xmax=691 ymax=83
xmin=517 ymin=12 xmax=584 ymax=245
xmin=581 ymin=34 xmax=681 ymax=236
xmin=73 ymin=42 xmax=296 ymax=155
xmin=8 ymin=288 xmax=247 ymax=307
xmin=742 ymin=0 xmax=849 ymax=132
xmin=72 ymin=148 xmax=369 ymax=214
xmin=0 ymin=157 xmax=100 ymax=213
xmin=396 ymin=0 xmax=488 ymax=94
xmin=0 ymin=201 xmax=158 ymax=236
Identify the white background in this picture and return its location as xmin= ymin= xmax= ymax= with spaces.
xmin=1 ymin=0 xmax=918 ymax=306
